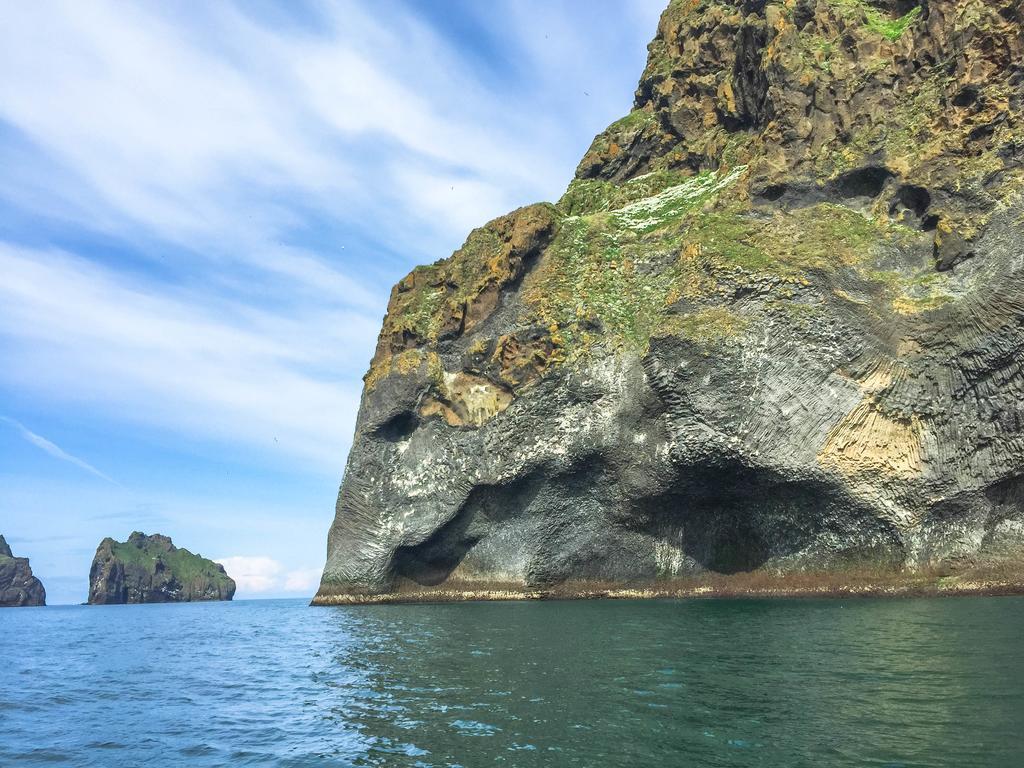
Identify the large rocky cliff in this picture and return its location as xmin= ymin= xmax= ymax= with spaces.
xmin=315 ymin=0 xmax=1024 ymax=603
xmin=0 ymin=534 xmax=46 ymax=607
xmin=89 ymin=532 xmax=236 ymax=604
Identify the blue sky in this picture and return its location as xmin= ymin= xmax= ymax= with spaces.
xmin=0 ymin=0 xmax=663 ymax=603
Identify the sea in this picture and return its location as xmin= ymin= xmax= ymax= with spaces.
xmin=2 ymin=596 xmax=1022 ymax=766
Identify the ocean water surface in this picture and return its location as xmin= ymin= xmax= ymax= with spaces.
xmin=2 ymin=596 xmax=1022 ymax=766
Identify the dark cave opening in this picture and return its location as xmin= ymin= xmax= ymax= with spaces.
xmin=889 ymin=184 xmax=934 ymax=229
xmin=953 ymin=85 xmax=980 ymax=108
xmin=833 ymin=166 xmax=893 ymax=200
xmin=628 ymin=463 xmax=872 ymax=575
xmin=759 ymin=183 xmax=788 ymax=202
xmin=388 ymin=458 xmax=894 ymax=587
xmin=376 ymin=410 xmax=420 ymax=442
xmin=390 ymin=475 xmax=543 ymax=587
xmin=893 ymin=184 xmax=931 ymax=218
xmin=391 ymin=505 xmax=481 ymax=587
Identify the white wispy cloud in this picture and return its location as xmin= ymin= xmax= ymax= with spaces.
xmin=0 ymin=243 xmax=372 ymax=469
xmin=216 ymin=555 xmax=321 ymax=596
xmin=0 ymin=416 xmax=116 ymax=484
xmin=284 ymin=568 xmax=326 ymax=593
xmin=0 ymin=0 xmax=577 ymax=259
xmin=0 ymin=0 xmax=659 ymax=473
xmin=0 ymin=0 xmax=664 ymax=596
xmin=0 ymin=0 xmax=661 ymax=253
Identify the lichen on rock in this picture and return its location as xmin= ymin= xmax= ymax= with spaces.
xmin=315 ymin=0 xmax=1024 ymax=604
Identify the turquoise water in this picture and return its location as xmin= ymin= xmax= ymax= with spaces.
xmin=2 ymin=597 xmax=1022 ymax=766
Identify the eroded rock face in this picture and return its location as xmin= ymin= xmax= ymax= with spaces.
xmin=316 ymin=0 xmax=1024 ymax=603
xmin=0 ymin=534 xmax=46 ymax=607
xmin=88 ymin=532 xmax=235 ymax=604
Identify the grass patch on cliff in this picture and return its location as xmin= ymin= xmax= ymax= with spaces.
xmin=526 ymin=168 xmax=751 ymax=355
xmin=607 ymin=108 xmax=657 ymax=134
xmin=831 ymin=1 xmax=923 ymax=41
xmin=111 ymin=540 xmax=227 ymax=582
xmin=661 ymin=307 xmax=749 ymax=348
xmin=523 ymin=198 xmax=900 ymax=359
xmin=386 ymin=266 xmax=448 ymax=340
xmin=523 ymin=216 xmax=686 ymax=352
xmin=865 ymin=5 xmax=922 ymax=41
xmin=686 ymin=203 xmax=886 ymax=277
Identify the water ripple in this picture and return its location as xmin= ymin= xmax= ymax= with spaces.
xmin=1 ymin=597 xmax=1023 ymax=766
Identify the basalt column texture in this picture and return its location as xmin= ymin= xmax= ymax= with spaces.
xmin=88 ymin=532 xmax=236 ymax=604
xmin=315 ymin=0 xmax=1024 ymax=604
xmin=0 ymin=535 xmax=46 ymax=607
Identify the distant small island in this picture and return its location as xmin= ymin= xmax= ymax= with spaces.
xmin=0 ymin=534 xmax=46 ymax=607
xmin=88 ymin=531 xmax=236 ymax=604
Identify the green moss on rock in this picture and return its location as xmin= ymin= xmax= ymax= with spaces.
xmin=526 ymin=167 xmax=749 ymax=356
xmin=89 ymin=532 xmax=236 ymax=604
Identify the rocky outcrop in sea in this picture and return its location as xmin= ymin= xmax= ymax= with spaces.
xmin=88 ymin=532 xmax=235 ymax=604
xmin=0 ymin=534 xmax=46 ymax=607
xmin=315 ymin=0 xmax=1024 ymax=604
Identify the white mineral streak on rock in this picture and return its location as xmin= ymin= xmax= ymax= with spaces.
xmin=654 ymin=539 xmax=686 ymax=577
xmin=612 ymin=166 xmax=747 ymax=232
